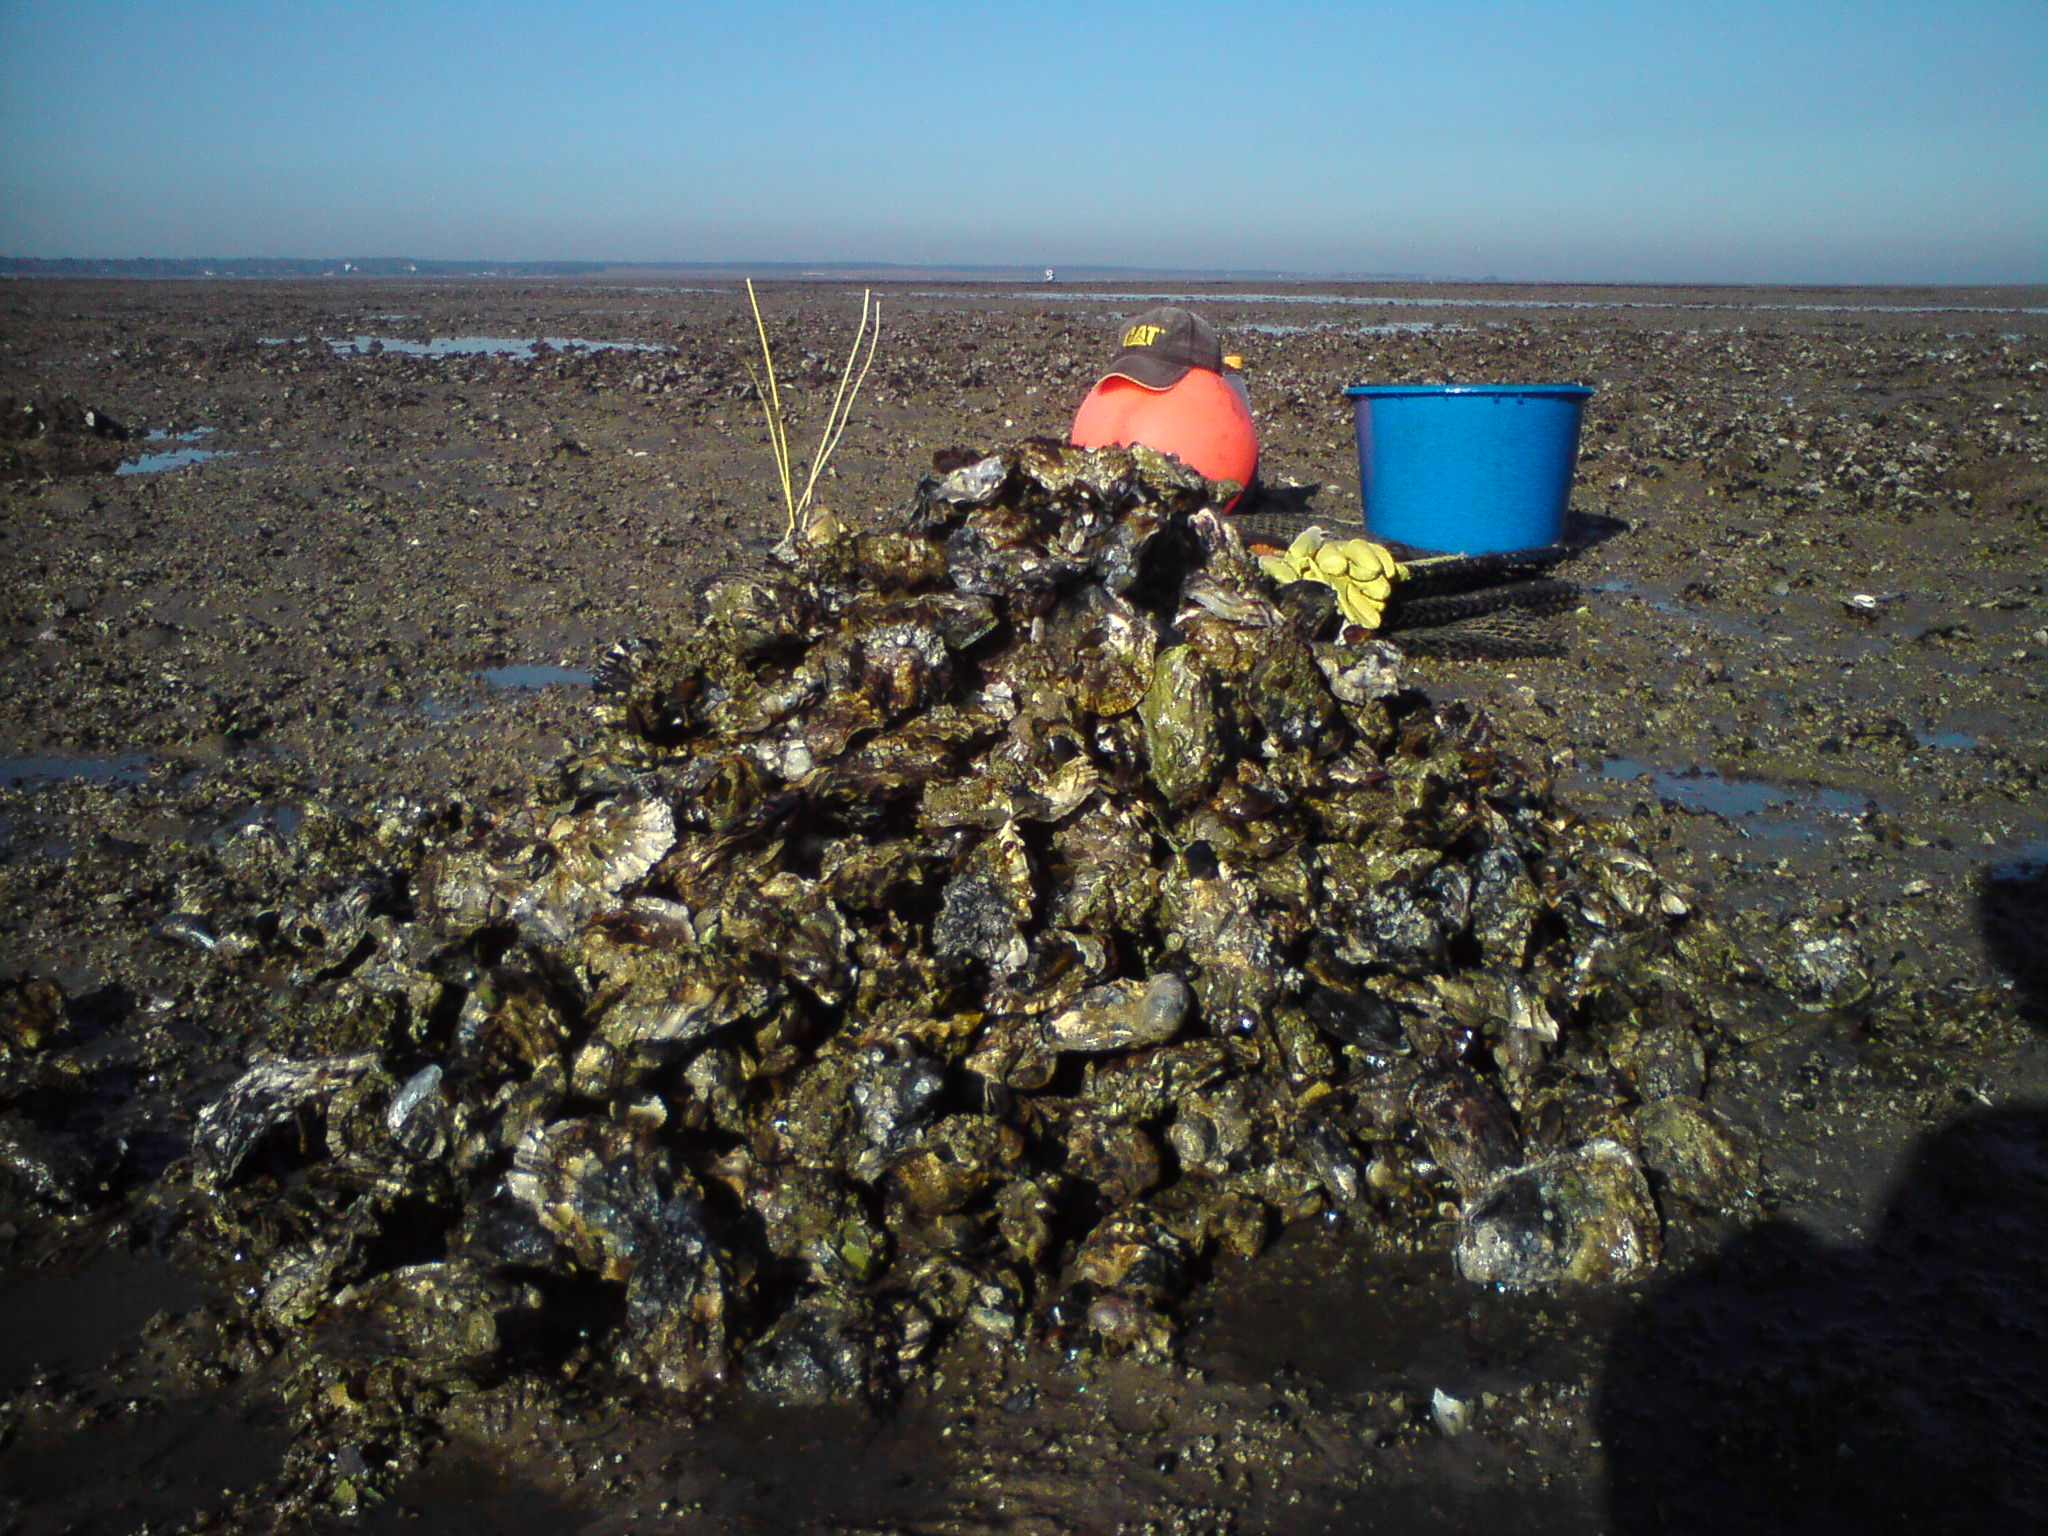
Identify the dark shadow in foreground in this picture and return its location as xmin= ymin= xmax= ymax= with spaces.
xmin=1980 ymin=844 xmax=2048 ymax=1023
xmin=1597 ymin=1107 xmax=2048 ymax=1535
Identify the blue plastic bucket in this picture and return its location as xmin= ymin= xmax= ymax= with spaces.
xmin=1345 ymin=383 xmax=1594 ymax=554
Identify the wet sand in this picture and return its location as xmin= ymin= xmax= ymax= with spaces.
xmin=2 ymin=277 xmax=2046 ymax=1533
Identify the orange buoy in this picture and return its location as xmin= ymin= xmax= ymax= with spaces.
xmin=1069 ymin=307 xmax=1258 ymax=508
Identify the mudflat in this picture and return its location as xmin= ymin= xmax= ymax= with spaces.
xmin=2 ymin=278 xmax=2045 ymax=1534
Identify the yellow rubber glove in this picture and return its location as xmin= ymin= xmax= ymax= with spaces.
xmin=1257 ymin=528 xmax=1407 ymax=631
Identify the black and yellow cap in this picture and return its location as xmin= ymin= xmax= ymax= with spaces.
xmin=1102 ymin=305 xmax=1223 ymax=390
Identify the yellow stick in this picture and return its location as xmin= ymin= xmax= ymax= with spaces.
xmin=798 ymin=289 xmax=882 ymax=515
xmin=811 ymin=300 xmax=882 ymax=502
xmin=744 ymin=279 xmax=796 ymax=526
xmin=742 ymin=280 xmax=886 ymax=537
xmin=812 ymin=301 xmax=882 ymax=500
xmin=798 ymin=288 xmax=872 ymax=513
xmin=745 ymin=279 xmax=792 ymax=500
xmin=741 ymin=357 xmax=792 ymax=533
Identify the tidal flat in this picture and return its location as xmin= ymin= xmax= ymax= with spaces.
xmin=2 ymin=278 xmax=2045 ymax=1534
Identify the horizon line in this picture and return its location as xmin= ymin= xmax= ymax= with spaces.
xmin=3 ymin=256 xmax=2043 ymax=291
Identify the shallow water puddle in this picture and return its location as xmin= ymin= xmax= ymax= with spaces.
xmin=1587 ymin=579 xmax=1778 ymax=645
xmin=115 ymin=446 xmax=229 ymax=474
xmin=0 ymin=752 xmax=152 ymax=788
xmin=475 ymin=664 xmax=595 ymax=690
xmin=1598 ymin=756 xmax=1877 ymax=835
xmin=116 ymin=426 xmax=231 ymax=475
xmin=325 ymin=334 xmax=666 ymax=359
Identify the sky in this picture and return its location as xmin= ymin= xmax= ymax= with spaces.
xmin=1 ymin=0 xmax=2042 ymax=283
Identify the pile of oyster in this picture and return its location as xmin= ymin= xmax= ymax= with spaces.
xmin=186 ymin=441 xmax=1763 ymax=1409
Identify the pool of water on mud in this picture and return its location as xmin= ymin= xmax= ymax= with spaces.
xmin=0 ymin=753 xmax=153 ymax=788
xmin=319 ymin=335 xmax=668 ymax=360
xmin=116 ymin=427 xmax=231 ymax=476
xmin=475 ymin=664 xmax=596 ymax=690
xmin=1596 ymin=756 xmax=1878 ymax=837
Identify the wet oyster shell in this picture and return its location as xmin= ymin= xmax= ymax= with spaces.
xmin=1042 ymin=974 xmax=1190 ymax=1055
xmin=0 ymin=975 xmax=65 ymax=1057
xmin=743 ymin=1290 xmax=891 ymax=1407
xmin=195 ymin=1052 xmax=380 ymax=1185
xmin=327 ymin=1260 xmax=541 ymax=1378
xmin=1631 ymin=1096 xmax=1759 ymax=1214
xmin=932 ymin=821 xmax=1035 ymax=978
xmin=1454 ymin=1139 xmax=1662 ymax=1289
xmin=1140 ymin=647 xmax=1225 ymax=808
xmin=507 ymin=1117 xmax=733 ymax=1391
xmin=1410 ymin=1067 xmax=1524 ymax=1200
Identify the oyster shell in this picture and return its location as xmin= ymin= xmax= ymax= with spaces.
xmin=507 ymin=1117 xmax=733 ymax=1391
xmin=195 ymin=1052 xmax=380 ymax=1185
xmin=743 ymin=1290 xmax=890 ymax=1406
xmin=0 ymin=974 xmax=64 ymax=1057
xmin=1042 ymin=973 xmax=1190 ymax=1054
xmin=385 ymin=1063 xmax=450 ymax=1162
xmin=1454 ymin=1139 xmax=1663 ymax=1288
xmin=1631 ymin=1096 xmax=1759 ymax=1213
xmin=932 ymin=820 xmax=1035 ymax=978
xmin=0 ymin=1111 xmax=94 ymax=1205
xmin=1140 ymin=647 xmax=1225 ymax=808
xmin=1410 ymin=1067 xmax=1524 ymax=1200
xmin=328 ymin=1260 xmax=541 ymax=1377
xmin=511 ymin=796 xmax=675 ymax=944
xmin=1160 ymin=850 xmax=1284 ymax=1038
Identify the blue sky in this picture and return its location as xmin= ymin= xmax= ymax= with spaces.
xmin=1 ymin=0 xmax=2041 ymax=282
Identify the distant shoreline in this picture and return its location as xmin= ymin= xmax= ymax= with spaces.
xmin=0 ymin=257 xmax=1428 ymax=283
xmin=3 ymin=258 xmax=2041 ymax=296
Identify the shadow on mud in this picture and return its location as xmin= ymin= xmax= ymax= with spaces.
xmin=1601 ymin=847 xmax=2048 ymax=1531
xmin=1597 ymin=1105 xmax=2048 ymax=1533
xmin=1979 ymin=843 xmax=2048 ymax=1023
